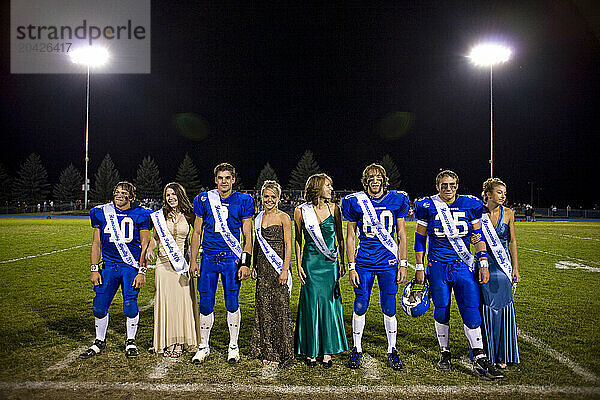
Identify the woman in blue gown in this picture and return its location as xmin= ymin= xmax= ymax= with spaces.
xmin=476 ymin=178 xmax=521 ymax=368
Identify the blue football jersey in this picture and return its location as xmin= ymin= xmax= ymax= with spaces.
xmin=414 ymin=194 xmax=484 ymax=262
xmin=342 ymin=190 xmax=410 ymax=269
xmin=193 ymin=191 xmax=255 ymax=252
xmin=90 ymin=204 xmax=152 ymax=265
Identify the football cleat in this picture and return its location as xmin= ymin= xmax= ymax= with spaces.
xmin=402 ymin=279 xmax=430 ymax=317
xmin=227 ymin=345 xmax=240 ymax=364
xmin=438 ymin=350 xmax=451 ymax=371
xmin=348 ymin=347 xmax=362 ymax=369
xmin=79 ymin=339 xmax=106 ymax=359
xmin=387 ymin=348 xmax=403 ymax=371
xmin=473 ymin=353 xmax=504 ymax=380
xmin=192 ymin=346 xmax=210 ymax=364
xmin=125 ymin=339 xmax=139 ymax=358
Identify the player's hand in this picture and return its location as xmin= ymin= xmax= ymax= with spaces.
xmin=237 ymin=266 xmax=251 ymax=280
xmin=251 ymin=268 xmax=257 ymax=280
xmin=479 ymin=263 xmax=490 ymax=284
xmin=396 ymin=266 xmax=407 ymax=285
xmin=415 ymin=270 xmax=425 ymax=284
xmin=349 ymin=269 xmax=360 ymax=288
xmin=279 ymin=269 xmax=288 ymax=285
xmin=133 ymin=273 xmax=146 ymax=289
xmin=189 ymin=261 xmax=200 ymax=278
xmin=512 ymin=269 xmax=521 ymax=283
xmin=90 ymin=271 xmax=102 ymax=286
xmin=338 ymin=263 xmax=346 ymax=278
xmin=297 ymin=266 xmax=307 ymax=285
xmin=145 ymin=250 xmax=156 ymax=263
xmin=470 ymin=233 xmax=482 ymax=244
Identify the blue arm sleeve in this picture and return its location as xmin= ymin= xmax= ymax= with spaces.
xmin=414 ymin=231 xmax=427 ymax=253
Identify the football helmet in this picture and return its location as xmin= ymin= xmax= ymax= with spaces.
xmin=402 ymin=279 xmax=430 ymax=317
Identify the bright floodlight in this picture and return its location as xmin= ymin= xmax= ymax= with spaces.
xmin=70 ymin=47 xmax=110 ymax=67
xmin=469 ymin=44 xmax=511 ymax=67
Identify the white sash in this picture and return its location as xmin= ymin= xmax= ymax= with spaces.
xmin=102 ymin=203 xmax=139 ymax=269
xmin=254 ymin=211 xmax=292 ymax=297
xmin=151 ymin=210 xmax=189 ymax=275
xmin=353 ymin=191 xmax=399 ymax=260
xmin=299 ymin=203 xmax=338 ymax=261
xmin=208 ymin=189 xmax=242 ymax=258
xmin=480 ymin=212 xmax=512 ymax=280
xmin=430 ymin=195 xmax=474 ymax=266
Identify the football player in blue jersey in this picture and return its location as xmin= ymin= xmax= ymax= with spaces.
xmin=189 ymin=163 xmax=255 ymax=364
xmin=341 ymin=163 xmax=409 ymax=371
xmin=413 ymin=170 xmax=503 ymax=379
xmin=80 ymin=181 xmax=152 ymax=359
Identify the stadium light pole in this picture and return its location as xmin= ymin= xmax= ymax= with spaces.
xmin=468 ymin=44 xmax=511 ymax=177
xmin=70 ymin=47 xmax=109 ymax=209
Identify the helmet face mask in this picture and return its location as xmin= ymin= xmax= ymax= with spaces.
xmin=402 ymin=279 xmax=430 ymax=317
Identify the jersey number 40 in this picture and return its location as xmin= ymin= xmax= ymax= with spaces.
xmin=104 ymin=217 xmax=134 ymax=243
xmin=362 ymin=209 xmax=394 ymax=238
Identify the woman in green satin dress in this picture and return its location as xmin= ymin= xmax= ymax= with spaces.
xmin=294 ymin=173 xmax=348 ymax=368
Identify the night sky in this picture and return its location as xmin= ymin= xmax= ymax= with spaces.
xmin=1 ymin=1 xmax=599 ymax=207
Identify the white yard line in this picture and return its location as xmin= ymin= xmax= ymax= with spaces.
xmin=1 ymin=381 xmax=599 ymax=396
xmin=361 ymin=353 xmax=382 ymax=380
xmin=148 ymin=357 xmax=180 ymax=379
xmin=555 ymin=261 xmax=600 ymax=273
xmin=520 ymin=246 xmax=600 ymax=266
xmin=46 ymin=346 xmax=89 ymax=371
xmin=518 ymin=229 xmax=600 ymax=242
xmin=517 ymin=328 xmax=598 ymax=382
xmin=46 ymin=299 xmax=154 ymax=372
xmin=0 ymin=244 xmax=90 ymax=264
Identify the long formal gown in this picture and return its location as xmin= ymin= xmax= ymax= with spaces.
xmin=151 ymin=214 xmax=200 ymax=353
xmin=477 ymin=205 xmax=520 ymax=364
xmin=295 ymin=215 xmax=348 ymax=357
xmin=250 ymin=225 xmax=295 ymax=366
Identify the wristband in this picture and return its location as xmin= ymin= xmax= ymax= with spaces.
xmin=348 ymin=262 xmax=356 ymax=271
xmin=90 ymin=264 xmax=99 ymax=272
xmin=476 ymin=250 xmax=488 ymax=260
xmin=399 ymin=260 xmax=408 ymax=268
xmin=479 ymin=259 xmax=489 ymax=269
xmin=240 ymin=252 xmax=251 ymax=268
xmin=415 ymin=263 xmax=424 ymax=271
xmin=138 ymin=266 xmax=147 ymax=275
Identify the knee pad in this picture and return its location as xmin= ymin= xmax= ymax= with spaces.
xmin=123 ymin=299 xmax=139 ymax=318
xmin=380 ymin=294 xmax=397 ymax=317
xmin=459 ymin=306 xmax=481 ymax=329
xmin=353 ymin=295 xmax=369 ymax=316
xmin=224 ymin=294 xmax=239 ymax=313
xmin=433 ymin=306 xmax=450 ymax=324
xmin=199 ymin=297 xmax=216 ymax=315
xmin=92 ymin=297 xmax=109 ymax=319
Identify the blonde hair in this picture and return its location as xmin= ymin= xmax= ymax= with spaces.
xmin=261 ymin=180 xmax=281 ymax=198
xmin=304 ymin=173 xmax=332 ymax=206
xmin=482 ymin=178 xmax=506 ymax=202
xmin=361 ymin=163 xmax=389 ymax=192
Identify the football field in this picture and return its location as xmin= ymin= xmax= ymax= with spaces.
xmin=0 ymin=218 xmax=599 ymax=399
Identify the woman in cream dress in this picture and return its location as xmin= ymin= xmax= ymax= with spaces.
xmin=146 ymin=182 xmax=200 ymax=358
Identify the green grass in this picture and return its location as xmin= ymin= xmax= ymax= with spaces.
xmin=0 ymin=219 xmax=599 ymax=399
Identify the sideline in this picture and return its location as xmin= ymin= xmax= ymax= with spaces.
xmin=1 ymin=381 xmax=599 ymax=396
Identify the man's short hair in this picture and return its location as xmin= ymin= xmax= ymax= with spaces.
xmin=435 ymin=170 xmax=459 ymax=186
xmin=214 ymin=162 xmax=236 ymax=179
xmin=113 ymin=181 xmax=136 ymax=202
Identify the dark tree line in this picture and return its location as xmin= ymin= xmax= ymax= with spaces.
xmin=3 ymin=151 xmax=404 ymax=207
